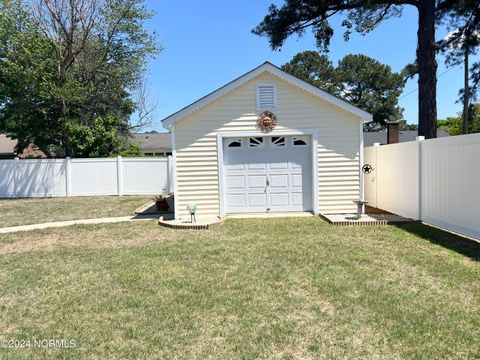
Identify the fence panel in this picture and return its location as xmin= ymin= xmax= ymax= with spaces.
xmin=70 ymin=158 xmax=118 ymax=196
xmin=376 ymin=141 xmax=419 ymax=220
xmin=122 ymin=157 xmax=169 ymax=195
xmin=0 ymin=160 xmax=16 ymax=197
xmin=0 ymin=157 xmax=170 ymax=198
xmin=15 ymin=159 xmax=67 ymax=197
xmin=365 ymin=133 xmax=480 ymax=240
xmin=364 ymin=147 xmax=377 ymax=207
xmin=421 ymin=134 xmax=480 ymax=239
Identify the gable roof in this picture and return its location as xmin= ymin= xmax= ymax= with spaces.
xmin=0 ymin=134 xmax=16 ymax=154
xmin=132 ymin=132 xmax=171 ymax=151
xmin=0 ymin=134 xmax=46 ymax=158
xmin=162 ymin=62 xmax=373 ymax=127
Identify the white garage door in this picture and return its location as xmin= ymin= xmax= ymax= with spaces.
xmin=224 ymin=135 xmax=312 ymax=213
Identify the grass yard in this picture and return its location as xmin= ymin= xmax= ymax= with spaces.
xmin=0 ymin=218 xmax=479 ymax=359
xmin=0 ymin=196 xmax=152 ymax=228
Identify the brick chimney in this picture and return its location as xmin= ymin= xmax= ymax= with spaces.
xmin=387 ymin=121 xmax=399 ymax=144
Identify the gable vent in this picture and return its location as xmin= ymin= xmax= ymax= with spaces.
xmin=256 ymin=84 xmax=276 ymax=110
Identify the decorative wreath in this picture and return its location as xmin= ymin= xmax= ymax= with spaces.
xmin=257 ymin=111 xmax=277 ymax=132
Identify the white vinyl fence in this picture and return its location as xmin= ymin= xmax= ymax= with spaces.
xmin=364 ymin=133 xmax=480 ymax=240
xmin=0 ymin=156 xmax=172 ymax=198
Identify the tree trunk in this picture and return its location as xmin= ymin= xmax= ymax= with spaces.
xmin=416 ymin=0 xmax=437 ymax=139
xmin=463 ymin=46 xmax=469 ymax=134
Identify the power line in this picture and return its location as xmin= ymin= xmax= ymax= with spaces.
xmin=399 ymin=64 xmax=462 ymax=100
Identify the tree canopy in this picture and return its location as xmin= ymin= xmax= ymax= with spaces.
xmin=282 ymin=51 xmax=406 ymax=129
xmin=253 ymin=0 xmax=475 ymax=138
xmin=0 ymin=0 xmax=160 ymax=157
xmin=282 ymin=51 xmax=337 ymax=93
xmin=438 ymin=103 xmax=480 ymax=135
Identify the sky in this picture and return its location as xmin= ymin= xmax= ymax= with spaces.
xmin=143 ymin=1 xmax=478 ymax=132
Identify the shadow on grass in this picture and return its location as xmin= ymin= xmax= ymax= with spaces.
xmin=394 ymin=222 xmax=480 ymax=262
xmin=132 ymin=212 xmax=174 ymax=221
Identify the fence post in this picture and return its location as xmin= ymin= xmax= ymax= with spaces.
xmin=416 ymin=136 xmax=424 ymax=221
xmin=117 ymin=156 xmax=123 ymax=196
xmin=373 ymin=142 xmax=380 ymax=209
xmin=13 ymin=157 xmax=19 ymax=198
xmin=65 ymin=157 xmax=72 ymax=197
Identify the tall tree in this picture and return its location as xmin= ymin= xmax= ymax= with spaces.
xmin=437 ymin=0 xmax=480 ymax=134
xmin=282 ymin=51 xmax=337 ymax=93
xmin=252 ymin=0 xmax=460 ymax=139
xmin=335 ymin=54 xmax=405 ymax=129
xmin=0 ymin=0 xmax=160 ymax=157
xmin=282 ymin=52 xmax=406 ymax=129
xmin=0 ymin=0 xmax=58 ymax=154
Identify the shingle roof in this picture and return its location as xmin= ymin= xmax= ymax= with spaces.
xmin=0 ymin=134 xmax=16 ymax=154
xmin=132 ymin=133 xmax=171 ymax=151
xmin=364 ymin=130 xmax=450 ymax=147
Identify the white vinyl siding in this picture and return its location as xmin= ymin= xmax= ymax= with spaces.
xmin=174 ymin=72 xmax=361 ymax=218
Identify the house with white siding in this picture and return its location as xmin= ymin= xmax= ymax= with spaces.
xmin=162 ymin=62 xmax=372 ymax=220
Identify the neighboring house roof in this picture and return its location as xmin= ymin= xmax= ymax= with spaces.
xmin=364 ymin=130 xmax=450 ymax=147
xmin=162 ymin=61 xmax=373 ymax=127
xmin=132 ymin=133 xmax=171 ymax=152
xmin=0 ymin=134 xmax=17 ymax=155
xmin=20 ymin=144 xmax=47 ymax=158
xmin=3 ymin=132 xmax=173 ymax=157
xmin=0 ymin=134 xmax=46 ymax=158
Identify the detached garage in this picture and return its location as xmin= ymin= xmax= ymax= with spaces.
xmin=162 ymin=62 xmax=372 ymax=220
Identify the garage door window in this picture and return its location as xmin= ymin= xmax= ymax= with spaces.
xmin=293 ymin=136 xmax=308 ymax=146
xmin=227 ymin=139 xmax=243 ymax=148
xmin=249 ymin=137 xmax=264 ymax=148
xmin=271 ymin=136 xmax=286 ymax=147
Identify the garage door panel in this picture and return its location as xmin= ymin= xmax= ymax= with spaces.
xmin=248 ymin=175 xmax=267 ymax=188
xmin=247 ymin=163 xmax=267 ymax=170
xmin=227 ymin=175 xmax=245 ymax=189
xmin=227 ymin=194 xmax=246 ymax=207
xmin=291 ymin=174 xmax=303 ymax=187
xmin=292 ymin=192 xmax=304 ymax=206
xmin=269 ymin=162 xmax=289 ymax=170
xmin=225 ymin=163 xmax=245 ymax=171
xmin=270 ymin=192 xmax=289 ymax=206
xmin=291 ymin=160 xmax=308 ymax=169
xmin=248 ymin=193 xmax=267 ymax=207
xmin=270 ymin=174 xmax=289 ymax=188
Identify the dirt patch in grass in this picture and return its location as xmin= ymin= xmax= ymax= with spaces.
xmin=0 ymin=221 xmax=182 ymax=254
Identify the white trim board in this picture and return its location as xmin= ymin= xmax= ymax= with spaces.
xmin=171 ymin=125 xmax=179 ymax=219
xmin=162 ymin=62 xmax=372 ymax=127
xmin=217 ymin=128 xmax=319 ymax=217
xmin=359 ymin=122 xmax=365 ymax=204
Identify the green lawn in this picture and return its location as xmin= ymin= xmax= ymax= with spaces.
xmin=0 ymin=196 xmax=152 ymax=228
xmin=0 ymin=218 xmax=479 ymax=359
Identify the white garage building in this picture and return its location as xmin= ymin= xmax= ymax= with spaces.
xmin=162 ymin=62 xmax=372 ymax=220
